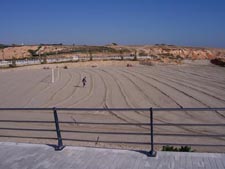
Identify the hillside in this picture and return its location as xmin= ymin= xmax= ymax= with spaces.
xmin=0 ymin=44 xmax=225 ymax=62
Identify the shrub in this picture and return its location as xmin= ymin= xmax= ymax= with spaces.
xmin=211 ymin=58 xmax=225 ymax=67
xmin=162 ymin=145 xmax=194 ymax=152
xmin=138 ymin=50 xmax=148 ymax=56
xmin=175 ymin=55 xmax=183 ymax=60
xmin=89 ymin=50 xmax=93 ymax=61
xmin=111 ymin=43 xmax=118 ymax=46
xmin=0 ymin=44 xmax=10 ymax=49
xmin=28 ymin=49 xmax=36 ymax=56
xmin=162 ymin=145 xmax=179 ymax=151
xmin=133 ymin=50 xmax=138 ymax=61
xmin=37 ymin=46 xmax=131 ymax=57
xmin=28 ymin=45 xmax=42 ymax=57
xmin=64 ymin=65 xmax=68 ymax=69
xmin=179 ymin=146 xmax=194 ymax=152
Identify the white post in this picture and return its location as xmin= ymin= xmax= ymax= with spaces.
xmin=52 ymin=68 xmax=54 ymax=83
xmin=57 ymin=67 xmax=59 ymax=80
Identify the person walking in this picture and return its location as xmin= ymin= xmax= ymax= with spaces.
xmin=82 ymin=77 xmax=87 ymax=87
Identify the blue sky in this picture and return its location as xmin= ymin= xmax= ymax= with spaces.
xmin=1 ymin=0 xmax=225 ymax=48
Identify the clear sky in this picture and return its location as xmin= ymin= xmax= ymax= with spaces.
xmin=1 ymin=0 xmax=225 ymax=48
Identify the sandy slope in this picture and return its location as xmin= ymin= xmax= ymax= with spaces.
xmin=1 ymin=44 xmax=225 ymax=60
xmin=0 ymin=64 xmax=225 ymax=152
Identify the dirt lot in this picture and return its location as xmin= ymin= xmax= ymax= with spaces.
xmin=0 ymin=62 xmax=225 ymax=152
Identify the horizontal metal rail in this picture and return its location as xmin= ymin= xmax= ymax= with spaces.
xmin=0 ymin=107 xmax=224 ymax=156
xmin=60 ymin=130 xmax=149 ymax=135
xmin=62 ymin=138 xmax=150 ymax=145
xmin=154 ymin=142 xmax=225 ymax=147
xmin=0 ymin=120 xmax=55 ymax=123
xmin=0 ymin=107 xmax=225 ymax=111
xmin=0 ymin=135 xmax=56 ymax=140
xmin=154 ymin=133 xmax=225 ymax=137
xmin=0 ymin=108 xmax=53 ymax=111
xmin=59 ymin=121 xmax=150 ymax=126
xmin=154 ymin=123 xmax=225 ymax=126
xmin=153 ymin=107 xmax=225 ymax=112
xmin=1 ymin=120 xmax=224 ymax=127
xmin=0 ymin=127 xmax=56 ymax=132
xmin=0 ymin=120 xmax=149 ymax=126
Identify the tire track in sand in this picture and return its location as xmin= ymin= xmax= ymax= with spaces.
xmin=120 ymin=69 xmax=225 ymax=139
xmin=128 ymin=69 xmax=225 ymax=119
xmin=67 ymin=70 xmax=94 ymax=107
xmin=24 ymin=72 xmax=54 ymax=107
xmin=112 ymin=68 xmax=216 ymax=136
xmin=155 ymin=67 xmax=225 ymax=92
xmin=20 ymin=72 xmax=51 ymax=107
xmin=118 ymin=68 xmax=184 ymax=109
xmin=141 ymin=68 xmax=225 ymax=103
xmin=96 ymin=68 xmax=150 ymax=130
xmin=120 ymin=68 xmax=199 ymax=119
xmin=42 ymin=71 xmax=74 ymax=107
xmin=101 ymin=68 xmax=149 ymax=115
xmin=100 ymin=69 xmax=134 ymax=109
xmin=115 ymin=69 xmax=163 ymax=108
xmin=95 ymin=69 xmax=144 ymax=122
xmin=53 ymin=70 xmax=81 ymax=107
xmin=117 ymin=68 xmax=201 ymax=120
xmin=166 ymin=67 xmax=225 ymax=89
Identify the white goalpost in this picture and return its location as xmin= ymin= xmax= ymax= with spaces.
xmin=52 ymin=67 xmax=60 ymax=83
xmin=52 ymin=68 xmax=54 ymax=83
xmin=57 ymin=67 xmax=59 ymax=81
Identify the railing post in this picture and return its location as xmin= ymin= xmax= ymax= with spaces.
xmin=148 ymin=107 xmax=157 ymax=157
xmin=53 ymin=107 xmax=65 ymax=151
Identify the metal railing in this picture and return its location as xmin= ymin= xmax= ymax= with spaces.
xmin=0 ymin=107 xmax=225 ymax=157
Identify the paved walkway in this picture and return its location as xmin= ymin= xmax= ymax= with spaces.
xmin=0 ymin=142 xmax=225 ymax=169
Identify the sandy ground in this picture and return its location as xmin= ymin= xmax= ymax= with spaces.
xmin=0 ymin=62 xmax=225 ymax=152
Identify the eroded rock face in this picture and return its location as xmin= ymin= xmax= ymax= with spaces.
xmin=140 ymin=46 xmax=225 ymax=60
xmin=0 ymin=44 xmax=224 ymax=61
xmin=0 ymin=46 xmax=39 ymax=59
